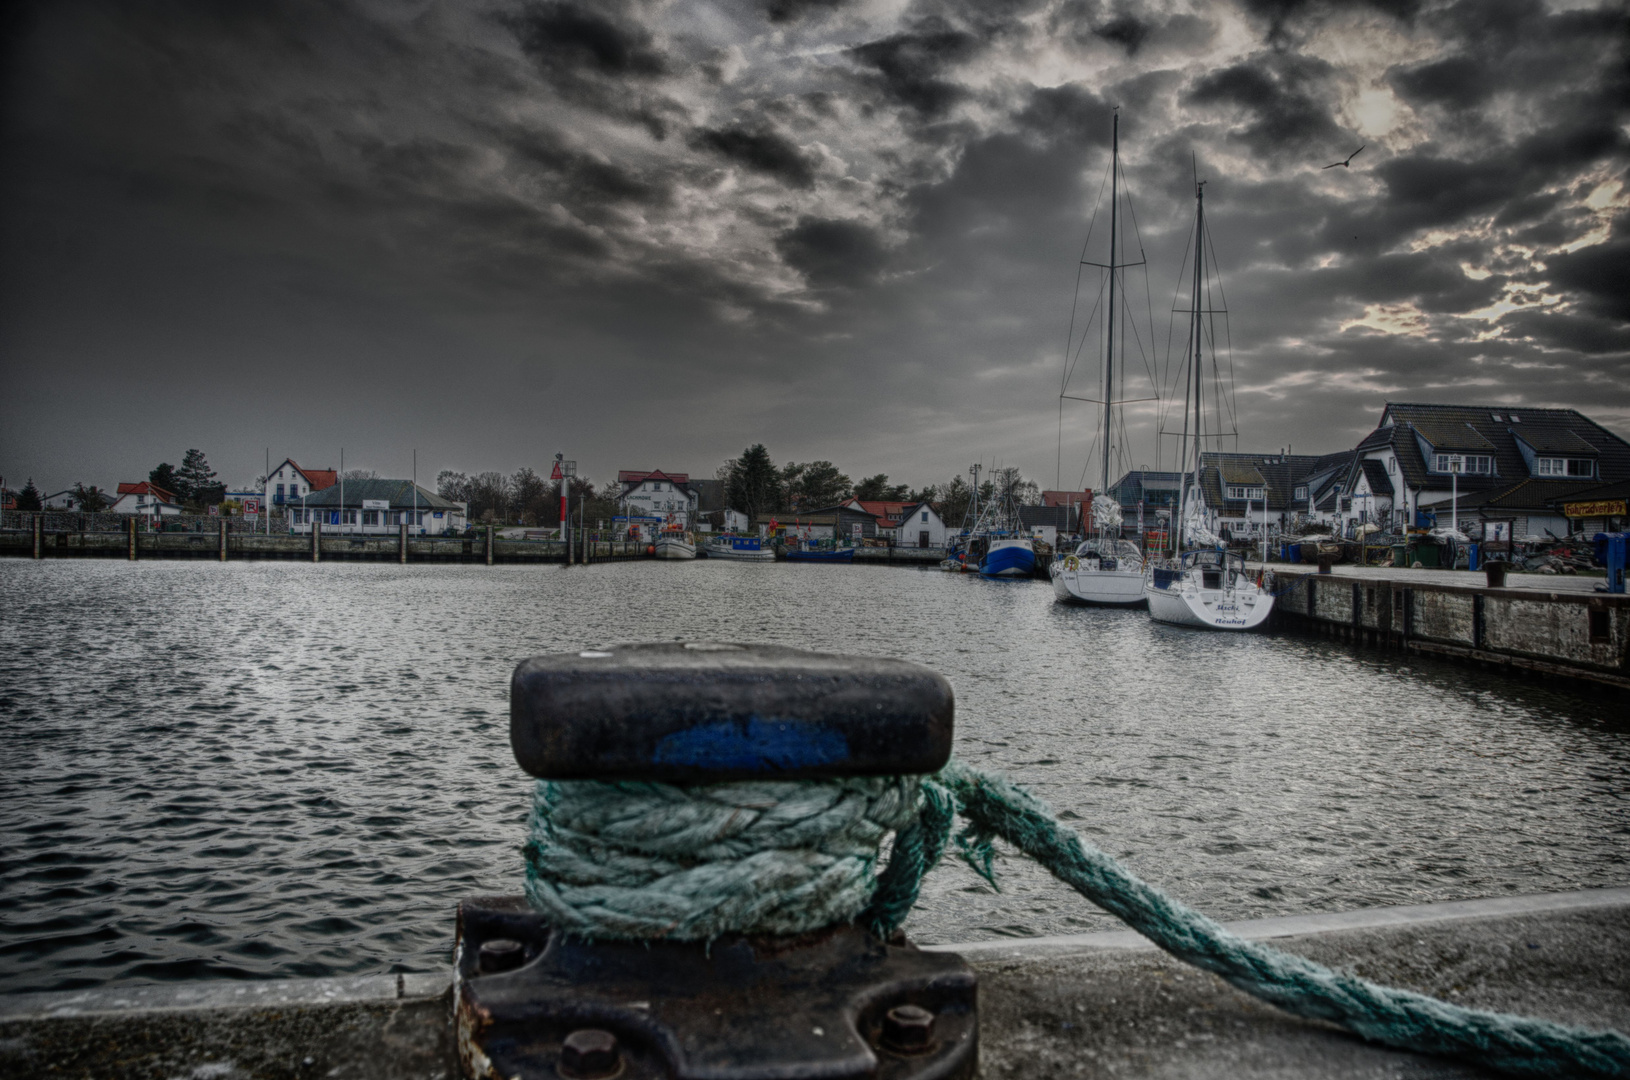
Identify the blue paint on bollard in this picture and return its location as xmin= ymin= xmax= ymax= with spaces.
xmin=653 ymin=717 xmax=849 ymax=772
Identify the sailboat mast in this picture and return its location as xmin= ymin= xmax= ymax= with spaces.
xmin=1192 ymin=182 xmax=1205 ymax=517
xmin=1102 ymin=112 xmax=1118 ymax=504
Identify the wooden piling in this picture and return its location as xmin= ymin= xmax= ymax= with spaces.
xmin=312 ymin=519 xmax=321 ymax=563
xmin=485 ymin=525 xmax=494 ymax=566
xmin=127 ymin=518 xmax=138 ymax=561
xmin=219 ymin=518 xmax=228 ymax=562
xmin=400 ymin=522 xmax=408 ymax=564
xmin=32 ymin=515 xmax=42 ymax=559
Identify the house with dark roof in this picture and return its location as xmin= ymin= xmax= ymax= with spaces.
xmin=1342 ymin=403 xmax=1630 ymax=540
xmin=1554 ymin=478 xmax=1630 ymax=536
xmin=757 ymin=502 xmax=881 ymax=541
xmin=264 ymin=458 xmax=338 ymax=512
xmin=1288 ymin=450 xmax=1357 ymax=528
xmin=291 ymin=479 xmax=464 ymax=535
xmin=1191 ymin=452 xmax=1324 ymax=539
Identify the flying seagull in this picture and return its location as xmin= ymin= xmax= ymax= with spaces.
xmin=1323 ymin=145 xmax=1365 ymax=169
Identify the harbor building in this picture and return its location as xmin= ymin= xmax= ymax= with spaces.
xmin=288 ymin=479 xmax=465 ymax=535
xmin=1193 ymin=452 xmax=1323 ymax=540
xmin=108 ymin=481 xmax=182 ymax=517
xmin=1339 ymin=403 xmax=1630 ymax=539
xmin=896 ymin=500 xmax=951 ymax=548
xmin=263 ymin=459 xmax=338 ymax=512
xmin=616 ymin=470 xmax=699 ymax=526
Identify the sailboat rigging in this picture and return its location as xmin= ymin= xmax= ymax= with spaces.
xmin=1054 ymin=110 xmax=1158 ymax=607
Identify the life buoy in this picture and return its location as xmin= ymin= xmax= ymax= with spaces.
xmin=1063 ymin=554 xmax=1080 ymax=571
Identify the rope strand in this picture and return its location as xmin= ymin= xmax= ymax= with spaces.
xmin=521 ymin=760 xmax=1630 ymax=1077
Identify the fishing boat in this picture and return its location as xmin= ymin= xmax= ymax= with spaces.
xmin=1051 ymin=112 xmax=1155 ymax=607
xmin=1144 ymin=176 xmax=1275 ymax=631
xmin=979 ymin=535 xmax=1036 ymax=578
xmin=705 ymin=535 xmax=775 ymax=560
xmin=654 ymin=526 xmax=696 ymax=560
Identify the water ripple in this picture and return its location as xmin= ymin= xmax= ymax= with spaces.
xmin=1 ymin=559 xmax=1626 ymax=992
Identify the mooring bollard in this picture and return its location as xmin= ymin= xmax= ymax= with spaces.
xmin=456 ymin=642 xmax=975 ymax=1080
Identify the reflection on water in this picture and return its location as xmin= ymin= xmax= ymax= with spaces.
xmin=1 ymin=559 xmax=1626 ymax=992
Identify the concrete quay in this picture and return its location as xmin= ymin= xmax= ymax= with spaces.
xmin=3 ymin=887 xmax=1625 ymax=1079
xmin=1268 ymin=564 xmax=1629 ymax=693
xmin=0 ymin=527 xmax=646 ymax=564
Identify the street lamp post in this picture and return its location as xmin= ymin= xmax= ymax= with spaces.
xmin=1448 ymin=455 xmax=1463 ymax=537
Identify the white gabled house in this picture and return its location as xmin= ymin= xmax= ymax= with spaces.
xmin=264 ymin=459 xmax=338 ymax=512
xmin=108 ymin=482 xmax=183 ymax=517
xmin=895 ymin=500 xmax=950 ymax=548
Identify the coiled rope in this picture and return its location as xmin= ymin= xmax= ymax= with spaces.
xmin=523 ymin=759 xmax=1630 ymax=1078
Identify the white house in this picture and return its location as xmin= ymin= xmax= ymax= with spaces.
xmin=108 ymin=482 xmax=183 ymax=517
xmin=894 ymin=500 xmax=950 ymax=548
xmin=288 ymin=478 xmax=466 ymax=535
xmin=264 ymin=459 xmax=338 ymax=513
xmin=43 ymin=490 xmax=83 ymax=510
xmin=617 ymin=470 xmax=700 ymax=528
xmin=1339 ymin=403 xmax=1630 ymax=540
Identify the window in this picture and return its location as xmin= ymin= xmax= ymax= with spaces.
xmin=1388 ymin=457 xmax=1396 ymax=473
xmin=1226 ymin=485 xmax=1265 ymax=500
xmin=344 ymin=509 xmax=358 ymax=525
xmin=1294 ymin=486 xmax=1307 ymax=500
xmin=1537 ymin=458 xmax=1593 ymax=477
xmin=275 ymin=484 xmax=284 ymax=499
xmin=1433 ymin=453 xmax=1492 ymax=475
xmin=362 ymin=510 xmax=379 ymax=526
xmin=292 ymin=510 xmax=303 ymax=524
xmin=922 ymin=511 xmax=929 ymax=522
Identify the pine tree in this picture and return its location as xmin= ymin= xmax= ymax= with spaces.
xmin=727 ymin=444 xmax=780 ymax=522
xmin=16 ymin=478 xmax=42 ymax=511
xmin=174 ymin=449 xmax=216 ymax=505
xmin=149 ymin=462 xmax=178 ymax=496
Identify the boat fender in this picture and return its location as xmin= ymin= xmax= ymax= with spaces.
xmin=646 ymin=545 xmax=655 ymax=555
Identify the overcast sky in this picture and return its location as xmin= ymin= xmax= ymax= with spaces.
xmin=2 ymin=0 xmax=1626 ymax=495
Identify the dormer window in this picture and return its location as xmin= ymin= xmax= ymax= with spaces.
xmin=1433 ymin=453 xmax=1493 ymax=475
xmin=1536 ymin=457 xmax=1593 ymax=478
xmin=1226 ymin=485 xmax=1265 ymax=500
xmin=1293 ymin=486 xmax=1308 ymax=500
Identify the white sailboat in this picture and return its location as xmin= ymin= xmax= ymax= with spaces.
xmin=1144 ymin=176 xmax=1275 ymax=631
xmin=1054 ymin=111 xmax=1150 ymax=607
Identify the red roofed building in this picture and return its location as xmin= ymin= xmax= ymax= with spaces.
xmin=109 ymin=481 xmax=182 ymax=516
xmin=616 ymin=470 xmax=699 ymax=535
xmin=265 ymin=459 xmax=338 ymax=511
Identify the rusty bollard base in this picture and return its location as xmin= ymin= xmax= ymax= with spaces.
xmin=456 ymin=896 xmax=977 ymax=1080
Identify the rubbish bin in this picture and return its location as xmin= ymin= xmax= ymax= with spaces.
xmin=1414 ymin=543 xmax=1440 ymax=569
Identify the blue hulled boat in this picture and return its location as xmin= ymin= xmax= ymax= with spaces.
xmin=979 ymin=536 xmax=1036 ymax=578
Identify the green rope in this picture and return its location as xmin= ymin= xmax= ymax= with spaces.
xmin=522 ymin=759 xmax=1630 ymax=1078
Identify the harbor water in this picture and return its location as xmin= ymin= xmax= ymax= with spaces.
xmin=0 ymin=559 xmax=1625 ymax=994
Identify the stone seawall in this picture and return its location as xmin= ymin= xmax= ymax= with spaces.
xmin=1273 ymin=566 xmax=1630 ymax=692
xmin=4 ymin=888 xmax=1625 ymax=1079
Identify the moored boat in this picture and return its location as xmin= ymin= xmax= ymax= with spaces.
xmin=1143 ymin=175 xmax=1274 ymax=631
xmin=1053 ymin=538 xmax=1147 ymax=606
xmin=979 ymin=536 xmax=1036 ymax=578
xmin=654 ymin=529 xmax=696 ymax=559
xmin=705 ymin=535 xmax=775 ymax=560
xmin=784 ymin=546 xmax=855 ymax=563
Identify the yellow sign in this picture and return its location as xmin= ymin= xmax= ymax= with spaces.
xmin=1563 ymin=499 xmax=1627 ymax=518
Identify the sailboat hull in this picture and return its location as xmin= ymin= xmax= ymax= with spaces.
xmin=1053 ymin=568 xmax=1147 ymax=606
xmin=1145 ymin=580 xmax=1274 ymax=630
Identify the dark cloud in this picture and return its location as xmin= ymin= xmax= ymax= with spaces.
xmin=774 ymin=217 xmax=888 ymax=287
xmin=507 ymin=1 xmax=665 ymax=78
xmin=1095 ymin=14 xmax=1150 ymax=54
xmin=688 ymin=125 xmax=816 ymax=188
xmin=847 ymin=19 xmax=981 ymax=118
xmin=1547 ymin=214 xmax=1630 ymax=325
xmin=1236 ymin=0 xmax=1423 ymax=43
xmin=1387 ymin=54 xmax=1494 ymax=109
xmin=1184 ymin=53 xmax=1344 ymax=159
xmin=762 ymin=0 xmax=851 ymax=23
